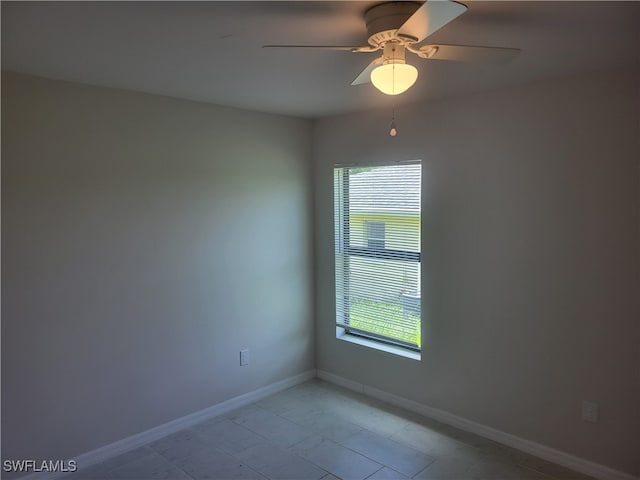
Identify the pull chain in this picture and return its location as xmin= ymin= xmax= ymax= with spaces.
xmin=389 ymin=102 xmax=397 ymax=137
xmin=389 ymin=44 xmax=398 ymax=137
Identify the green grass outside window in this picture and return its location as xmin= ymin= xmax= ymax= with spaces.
xmin=349 ymin=298 xmax=421 ymax=347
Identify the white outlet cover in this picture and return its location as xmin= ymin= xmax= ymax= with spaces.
xmin=581 ymin=400 xmax=598 ymax=423
xmin=240 ymin=349 xmax=249 ymax=366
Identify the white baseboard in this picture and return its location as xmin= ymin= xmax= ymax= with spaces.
xmin=18 ymin=369 xmax=316 ymax=480
xmin=316 ymin=370 xmax=638 ymax=480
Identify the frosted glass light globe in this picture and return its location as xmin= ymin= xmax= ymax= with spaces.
xmin=370 ymin=63 xmax=418 ymax=95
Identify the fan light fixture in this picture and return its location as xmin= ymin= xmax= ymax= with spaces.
xmin=371 ymin=62 xmax=418 ymax=95
xmin=369 ymin=42 xmax=418 ymax=96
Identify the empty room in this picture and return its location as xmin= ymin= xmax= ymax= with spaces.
xmin=1 ymin=1 xmax=639 ymax=480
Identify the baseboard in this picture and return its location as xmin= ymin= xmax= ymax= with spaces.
xmin=316 ymin=370 xmax=638 ymax=480
xmin=18 ymin=369 xmax=317 ymax=480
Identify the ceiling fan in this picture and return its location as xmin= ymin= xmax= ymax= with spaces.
xmin=263 ymin=1 xmax=519 ymax=96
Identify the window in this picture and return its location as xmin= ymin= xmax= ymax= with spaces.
xmin=366 ymin=221 xmax=385 ymax=249
xmin=334 ymin=162 xmax=422 ymax=354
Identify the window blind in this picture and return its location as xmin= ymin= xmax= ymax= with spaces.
xmin=334 ymin=162 xmax=422 ymax=351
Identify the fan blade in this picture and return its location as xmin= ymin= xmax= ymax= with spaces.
xmin=420 ymin=44 xmax=520 ymax=63
xmin=397 ymin=1 xmax=467 ymax=43
xmin=262 ymin=45 xmax=365 ymax=51
xmin=351 ymin=57 xmax=384 ymax=85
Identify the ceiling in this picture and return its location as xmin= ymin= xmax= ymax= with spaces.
xmin=2 ymin=1 xmax=639 ymax=118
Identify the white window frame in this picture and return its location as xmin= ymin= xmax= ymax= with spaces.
xmin=334 ymin=161 xmax=422 ymax=360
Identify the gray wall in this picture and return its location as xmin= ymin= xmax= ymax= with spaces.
xmin=314 ymin=67 xmax=640 ymax=476
xmin=1 ymin=73 xmax=314 ymax=462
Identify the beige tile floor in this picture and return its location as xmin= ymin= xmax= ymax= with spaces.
xmin=64 ymin=379 xmax=594 ymax=480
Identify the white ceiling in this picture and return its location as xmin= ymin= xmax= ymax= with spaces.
xmin=2 ymin=1 xmax=639 ymax=118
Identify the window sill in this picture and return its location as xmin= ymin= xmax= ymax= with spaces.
xmin=336 ymin=327 xmax=421 ymax=361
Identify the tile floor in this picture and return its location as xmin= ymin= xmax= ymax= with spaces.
xmin=64 ymin=379 xmax=594 ymax=480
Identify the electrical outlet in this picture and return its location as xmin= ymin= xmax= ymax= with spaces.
xmin=582 ymin=400 xmax=598 ymax=423
xmin=240 ymin=349 xmax=249 ymax=366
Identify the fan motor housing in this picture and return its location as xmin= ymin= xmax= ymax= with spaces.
xmin=365 ymin=2 xmax=422 ymax=46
